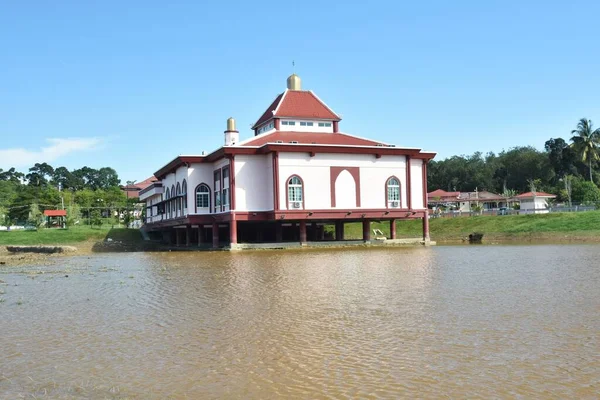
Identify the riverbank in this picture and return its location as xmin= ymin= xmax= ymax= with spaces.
xmin=343 ymin=211 xmax=600 ymax=242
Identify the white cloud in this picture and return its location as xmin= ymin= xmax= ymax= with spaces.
xmin=0 ymin=137 xmax=101 ymax=168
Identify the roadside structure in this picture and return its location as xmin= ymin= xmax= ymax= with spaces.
xmin=121 ymin=176 xmax=157 ymax=199
xmin=140 ymin=74 xmax=436 ymax=248
xmin=515 ymin=192 xmax=556 ymax=214
xmin=44 ymin=209 xmax=67 ymax=228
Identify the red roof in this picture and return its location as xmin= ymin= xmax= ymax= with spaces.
xmin=428 ymin=189 xmax=460 ymax=198
xmin=44 ymin=210 xmax=67 ymax=217
xmin=515 ymin=191 xmax=556 ymax=198
xmin=241 ymin=131 xmax=383 ymax=147
xmin=252 ymin=90 xmax=340 ymax=129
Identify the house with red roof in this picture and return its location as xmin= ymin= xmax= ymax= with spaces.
xmin=140 ymin=74 xmax=436 ymax=248
xmin=514 ymin=192 xmax=556 ymax=214
xmin=120 ymin=176 xmax=157 ymax=199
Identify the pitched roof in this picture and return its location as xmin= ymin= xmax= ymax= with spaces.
xmin=252 ymin=90 xmax=340 ymax=129
xmin=121 ymin=176 xmax=157 ymax=191
xmin=240 ymin=131 xmax=384 ymax=147
xmin=428 ymin=189 xmax=460 ymax=198
xmin=515 ymin=191 xmax=556 ymax=198
xmin=459 ymin=191 xmax=506 ymax=201
xmin=44 ymin=210 xmax=67 ymax=217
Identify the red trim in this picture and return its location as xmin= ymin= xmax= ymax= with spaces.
xmin=285 ymin=174 xmax=305 ymax=210
xmin=154 ymin=145 xmax=435 ymax=179
xmin=384 ymin=175 xmax=401 ymax=209
xmin=330 ymin=167 xmax=361 ymax=208
xmin=422 ymin=160 xmax=428 ymax=210
xmin=194 ymin=183 xmax=211 ymax=213
xmin=406 ymin=156 xmax=412 ymax=210
xmin=273 ymin=153 xmax=280 ymax=210
xmin=230 ymin=156 xmax=236 ymax=210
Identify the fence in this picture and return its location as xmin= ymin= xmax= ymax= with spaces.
xmin=432 ymin=203 xmax=598 ymax=218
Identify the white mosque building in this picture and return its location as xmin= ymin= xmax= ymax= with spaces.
xmin=139 ymin=74 xmax=436 ymax=248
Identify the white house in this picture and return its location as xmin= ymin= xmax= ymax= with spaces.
xmin=139 ymin=74 xmax=436 ymax=248
xmin=515 ymin=191 xmax=556 ymax=214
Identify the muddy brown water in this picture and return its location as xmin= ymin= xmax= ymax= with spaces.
xmin=1 ymin=245 xmax=599 ymax=399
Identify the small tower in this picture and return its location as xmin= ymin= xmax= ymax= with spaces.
xmin=224 ymin=117 xmax=239 ymax=146
xmin=287 ymin=73 xmax=301 ymax=90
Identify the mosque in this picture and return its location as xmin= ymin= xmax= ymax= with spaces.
xmin=139 ymin=74 xmax=436 ymax=248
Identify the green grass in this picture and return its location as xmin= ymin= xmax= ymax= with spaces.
xmin=337 ymin=211 xmax=600 ymax=241
xmin=0 ymin=226 xmax=142 ymax=246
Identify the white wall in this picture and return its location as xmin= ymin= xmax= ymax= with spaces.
xmin=278 ymin=153 xmax=408 ymax=210
xmin=410 ymin=159 xmax=425 ymax=209
xmin=186 ymin=163 xmax=214 ymax=213
xmin=234 ymin=154 xmax=274 ymax=211
xmin=520 ymin=198 xmax=551 ymax=214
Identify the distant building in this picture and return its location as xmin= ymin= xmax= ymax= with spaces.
xmin=428 ymin=189 xmax=507 ymax=211
xmin=515 ymin=192 xmax=556 ymax=214
xmin=121 ymin=176 xmax=157 ymax=199
xmin=139 ymin=74 xmax=437 ymax=248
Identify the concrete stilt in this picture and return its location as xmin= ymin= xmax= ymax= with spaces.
xmin=362 ymin=220 xmax=371 ymax=241
xmin=212 ymin=222 xmax=219 ymax=249
xmin=299 ymin=220 xmax=307 ymax=243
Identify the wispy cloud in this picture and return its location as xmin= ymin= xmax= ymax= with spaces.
xmin=0 ymin=137 xmax=102 ymax=168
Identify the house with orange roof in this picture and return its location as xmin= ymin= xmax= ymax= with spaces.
xmin=140 ymin=74 xmax=436 ymax=248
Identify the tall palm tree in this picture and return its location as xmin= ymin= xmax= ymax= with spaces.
xmin=570 ymin=118 xmax=600 ymax=182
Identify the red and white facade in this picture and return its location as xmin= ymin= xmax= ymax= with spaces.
xmin=140 ymin=74 xmax=436 ymax=248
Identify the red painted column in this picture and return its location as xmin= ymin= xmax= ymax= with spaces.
xmin=390 ymin=219 xmax=397 ymax=239
xmin=362 ymin=220 xmax=371 ymax=241
xmin=230 ymin=217 xmax=237 ymax=245
xmin=333 ymin=121 xmax=339 ymax=133
xmin=406 ymin=155 xmax=412 ymax=210
xmin=299 ymin=220 xmax=307 ymax=243
xmin=272 ymin=153 xmax=280 ymax=211
xmin=229 ymin=156 xmax=236 ymax=210
xmin=198 ymin=226 xmax=204 ymax=246
xmin=212 ymin=222 xmax=219 ymax=248
xmin=274 ymin=118 xmax=280 ymax=130
xmin=422 ymin=160 xmax=430 ymax=241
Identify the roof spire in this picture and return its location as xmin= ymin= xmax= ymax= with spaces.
xmin=287 ymin=72 xmax=301 ymax=90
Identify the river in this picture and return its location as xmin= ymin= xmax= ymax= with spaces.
xmin=1 ymin=245 xmax=599 ymax=399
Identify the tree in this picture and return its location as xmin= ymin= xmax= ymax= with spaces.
xmin=27 ymin=204 xmax=44 ymax=229
xmin=545 ymin=138 xmax=578 ymax=180
xmin=571 ymin=178 xmax=600 ymax=204
xmin=26 ymin=162 xmax=54 ymax=187
xmin=570 ymin=118 xmax=600 ymax=182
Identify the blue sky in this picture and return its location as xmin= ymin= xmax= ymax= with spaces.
xmin=1 ymin=0 xmax=599 ymax=183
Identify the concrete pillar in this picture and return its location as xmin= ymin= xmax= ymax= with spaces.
xmin=212 ymin=222 xmax=219 ymax=249
xmin=299 ymin=220 xmax=307 ymax=243
xmin=198 ymin=226 xmax=204 ymax=246
xmin=275 ymin=222 xmax=283 ymax=242
xmin=390 ymin=219 xmax=397 ymax=239
xmin=335 ymin=221 xmax=344 ymax=241
xmin=423 ymin=211 xmax=430 ymax=242
xmin=186 ymin=225 xmax=191 ymax=247
xmin=362 ymin=220 xmax=371 ymax=241
xmin=311 ymin=222 xmax=318 ymax=241
xmin=230 ymin=220 xmax=237 ymax=244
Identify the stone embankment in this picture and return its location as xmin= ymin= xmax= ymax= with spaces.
xmin=6 ymin=246 xmax=78 ymax=254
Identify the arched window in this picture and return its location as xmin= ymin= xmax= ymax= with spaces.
xmin=386 ymin=177 xmax=401 ymax=208
xmin=176 ymin=182 xmax=181 ymax=215
xmin=287 ymin=175 xmax=303 ymax=209
xmin=171 ymin=185 xmax=175 ymax=218
xmin=182 ymin=180 xmax=188 ymax=213
xmin=195 ymin=184 xmax=211 ymax=212
xmin=165 ymin=188 xmax=170 ymax=218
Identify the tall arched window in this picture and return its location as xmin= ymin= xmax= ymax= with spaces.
xmin=165 ymin=188 xmax=171 ymax=218
xmin=386 ymin=177 xmax=401 ymax=208
xmin=182 ymin=180 xmax=188 ymax=214
xmin=171 ymin=185 xmax=175 ymax=218
xmin=176 ymin=182 xmax=182 ymax=216
xmin=195 ymin=184 xmax=210 ymax=212
xmin=287 ymin=175 xmax=304 ymax=209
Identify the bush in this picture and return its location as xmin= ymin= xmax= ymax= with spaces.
xmin=572 ymin=179 xmax=600 ymax=204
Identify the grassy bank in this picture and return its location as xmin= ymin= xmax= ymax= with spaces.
xmin=339 ymin=211 xmax=600 ymax=241
xmin=0 ymin=226 xmax=142 ymax=246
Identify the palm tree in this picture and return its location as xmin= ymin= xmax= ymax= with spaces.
xmin=570 ymin=118 xmax=600 ymax=182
